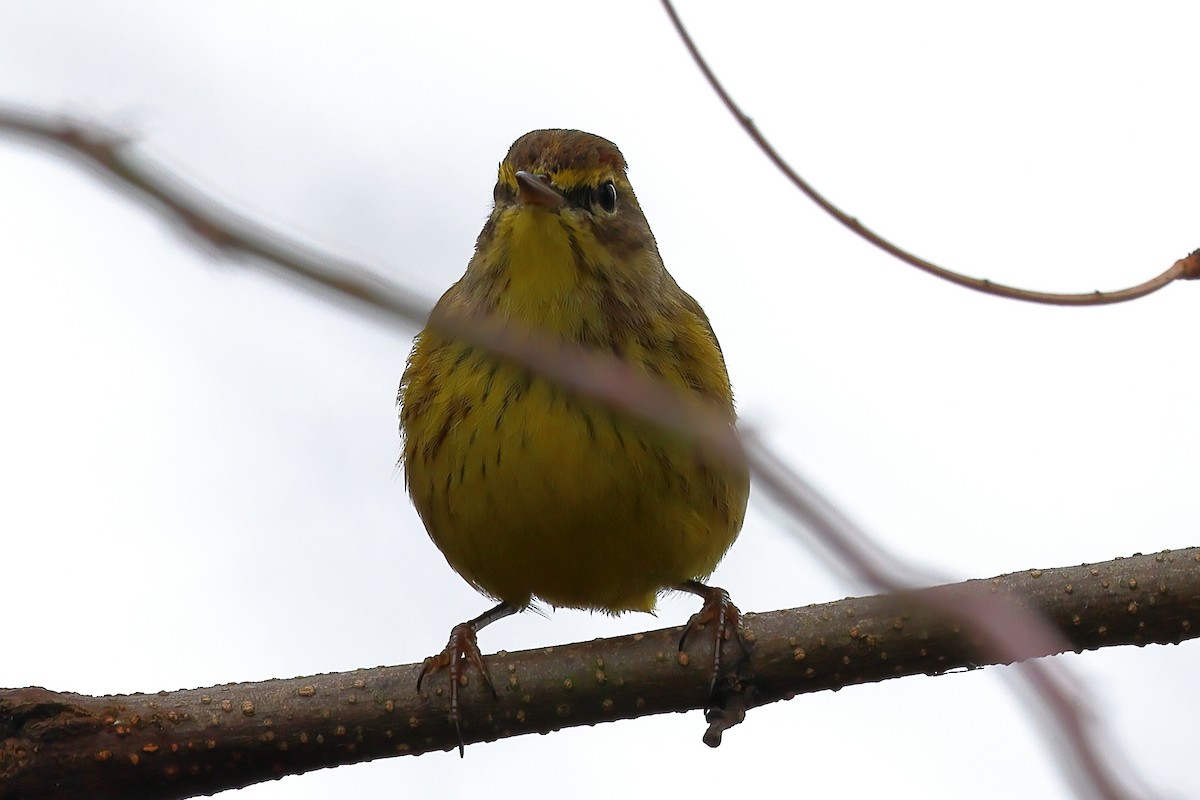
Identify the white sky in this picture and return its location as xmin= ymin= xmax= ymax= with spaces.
xmin=1 ymin=2 xmax=1197 ymax=798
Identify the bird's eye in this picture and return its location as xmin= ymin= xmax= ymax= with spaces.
xmin=597 ymin=181 xmax=618 ymax=213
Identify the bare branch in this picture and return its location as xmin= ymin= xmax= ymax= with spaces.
xmin=657 ymin=0 xmax=1198 ymax=306
xmin=0 ymin=104 xmax=432 ymax=325
xmin=3 ymin=548 xmax=1196 ymax=800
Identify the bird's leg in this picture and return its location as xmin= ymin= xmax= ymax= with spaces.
xmin=417 ymin=601 xmax=520 ymax=757
xmin=677 ymin=580 xmax=748 ymax=705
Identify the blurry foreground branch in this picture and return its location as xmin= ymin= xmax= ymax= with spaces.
xmin=4 ymin=548 xmax=1199 ymax=800
xmin=0 ymin=103 xmax=1187 ymax=799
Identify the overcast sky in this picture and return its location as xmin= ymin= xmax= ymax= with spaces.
xmin=2 ymin=2 xmax=1197 ymax=798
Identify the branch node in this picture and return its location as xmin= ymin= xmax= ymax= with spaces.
xmin=1177 ymin=249 xmax=1200 ymax=280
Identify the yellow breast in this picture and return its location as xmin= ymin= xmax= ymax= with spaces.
xmin=402 ymin=340 xmax=745 ymax=611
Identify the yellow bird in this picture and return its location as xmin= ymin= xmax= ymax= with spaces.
xmin=398 ymin=129 xmax=749 ymax=750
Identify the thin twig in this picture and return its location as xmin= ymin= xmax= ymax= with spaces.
xmin=657 ymin=0 xmax=1197 ymax=307
xmin=0 ymin=107 xmax=433 ymax=324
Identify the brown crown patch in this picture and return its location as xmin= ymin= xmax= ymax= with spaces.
xmin=502 ymin=129 xmax=627 ymax=177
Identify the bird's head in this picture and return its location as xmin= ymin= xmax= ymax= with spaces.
xmin=491 ymin=129 xmax=657 ymax=259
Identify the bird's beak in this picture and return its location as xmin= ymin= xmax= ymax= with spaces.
xmin=515 ymin=171 xmax=564 ymax=209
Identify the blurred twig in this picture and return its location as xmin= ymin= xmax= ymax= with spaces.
xmin=0 ymin=105 xmax=431 ymax=324
xmin=0 ymin=104 xmax=746 ymax=469
xmin=658 ymin=0 xmax=1200 ymax=306
xmin=3 ymin=548 xmax=1197 ymax=800
xmin=0 ymin=103 xmax=1174 ymax=799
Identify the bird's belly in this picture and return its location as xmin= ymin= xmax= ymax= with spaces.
xmin=405 ymin=365 xmax=743 ymax=613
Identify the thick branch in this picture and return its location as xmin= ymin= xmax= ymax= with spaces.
xmin=3 ymin=547 xmax=1197 ymax=800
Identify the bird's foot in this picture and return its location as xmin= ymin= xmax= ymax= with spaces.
xmin=678 ymin=581 xmax=749 ymax=709
xmin=417 ymin=601 xmax=517 ymax=757
xmin=417 ymin=622 xmax=496 ymax=757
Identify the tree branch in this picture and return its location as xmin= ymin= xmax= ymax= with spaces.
xmin=4 ymin=547 xmax=1197 ymax=800
xmin=657 ymin=0 xmax=1200 ymax=305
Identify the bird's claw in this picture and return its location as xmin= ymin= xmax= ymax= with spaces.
xmin=417 ymin=621 xmax=496 ymax=757
xmin=679 ymin=584 xmax=748 ymax=707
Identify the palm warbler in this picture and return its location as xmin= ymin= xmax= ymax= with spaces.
xmin=399 ymin=129 xmax=749 ymax=750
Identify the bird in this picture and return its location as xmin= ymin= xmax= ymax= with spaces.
xmin=398 ymin=129 xmax=749 ymax=753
